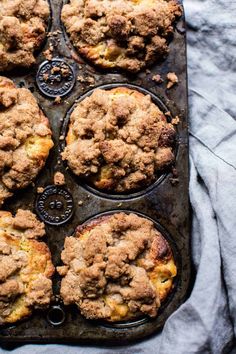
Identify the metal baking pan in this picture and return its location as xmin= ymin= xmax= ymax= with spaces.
xmin=0 ymin=0 xmax=190 ymax=344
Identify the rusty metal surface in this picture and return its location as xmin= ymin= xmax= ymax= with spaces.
xmin=0 ymin=0 xmax=190 ymax=344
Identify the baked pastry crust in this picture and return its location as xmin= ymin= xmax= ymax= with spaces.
xmin=58 ymin=212 xmax=177 ymax=322
xmin=61 ymin=0 xmax=182 ymax=72
xmin=0 ymin=0 xmax=49 ymax=71
xmin=62 ymin=87 xmax=176 ymax=193
xmin=0 ymin=209 xmax=54 ymax=325
xmin=0 ymin=76 xmax=54 ymax=206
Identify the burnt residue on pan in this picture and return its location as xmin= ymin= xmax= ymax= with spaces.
xmin=0 ymin=0 xmax=190 ymax=345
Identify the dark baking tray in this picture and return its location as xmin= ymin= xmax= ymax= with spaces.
xmin=0 ymin=0 xmax=190 ymax=344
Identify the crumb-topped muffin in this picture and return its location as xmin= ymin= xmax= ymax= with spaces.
xmin=62 ymin=87 xmax=176 ymax=193
xmin=58 ymin=212 xmax=177 ymax=322
xmin=0 ymin=0 xmax=49 ymax=72
xmin=0 ymin=77 xmax=54 ymax=206
xmin=61 ymin=0 xmax=182 ymax=72
xmin=0 ymin=209 xmax=54 ymax=325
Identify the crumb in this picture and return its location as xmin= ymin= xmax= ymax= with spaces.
xmin=146 ymin=69 xmax=151 ymax=74
xmin=167 ymin=72 xmax=178 ymax=89
xmin=54 ymin=172 xmax=65 ymax=186
xmin=59 ymin=135 xmax=65 ymax=141
xmin=169 ymin=177 xmax=179 ymax=185
xmin=165 ymin=111 xmax=171 ymax=117
xmin=43 ymin=47 xmax=53 ymax=61
xmin=43 ymin=73 xmax=49 ymax=81
xmin=77 ymin=75 xmax=85 ymax=83
xmin=77 ymin=75 xmax=95 ymax=85
xmin=54 ymin=96 xmax=61 ymax=104
xmin=152 ymin=74 xmax=163 ymax=83
xmin=61 ymin=67 xmax=70 ymax=77
xmin=37 ymin=187 xmax=44 ymax=194
xmin=117 ymin=203 xmax=123 ymax=207
xmin=51 ymin=66 xmax=61 ymax=74
xmin=78 ymin=200 xmax=83 ymax=206
xmin=172 ymin=116 xmax=180 ymax=125
xmin=87 ymin=77 xmax=95 ymax=85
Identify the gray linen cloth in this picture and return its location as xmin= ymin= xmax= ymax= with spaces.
xmin=1 ymin=0 xmax=236 ymax=352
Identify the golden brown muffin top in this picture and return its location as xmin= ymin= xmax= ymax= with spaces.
xmin=0 ymin=0 xmax=49 ymax=71
xmin=0 ymin=209 xmax=54 ymax=325
xmin=58 ymin=212 xmax=177 ymax=322
xmin=0 ymin=76 xmax=54 ymax=206
xmin=62 ymin=0 xmax=182 ymax=72
xmin=62 ymin=87 xmax=176 ymax=193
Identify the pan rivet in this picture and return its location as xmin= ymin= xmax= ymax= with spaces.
xmin=35 ymin=185 xmax=74 ymax=226
xmin=36 ymin=59 xmax=76 ymax=98
xmin=47 ymin=306 xmax=66 ymax=326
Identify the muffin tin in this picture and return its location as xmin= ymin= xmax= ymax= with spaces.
xmin=0 ymin=0 xmax=190 ymax=344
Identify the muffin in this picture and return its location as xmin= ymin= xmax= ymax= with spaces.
xmin=61 ymin=0 xmax=182 ymax=72
xmin=0 ymin=76 xmax=54 ymax=206
xmin=62 ymin=87 xmax=176 ymax=193
xmin=58 ymin=212 xmax=177 ymax=322
xmin=0 ymin=0 xmax=50 ymax=72
xmin=0 ymin=209 xmax=54 ymax=325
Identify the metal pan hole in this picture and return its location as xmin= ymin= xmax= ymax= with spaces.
xmin=47 ymin=306 xmax=66 ymax=326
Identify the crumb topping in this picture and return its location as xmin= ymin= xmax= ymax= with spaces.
xmin=0 ymin=76 xmax=53 ymax=206
xmin=0 ymin=0 xmax=50 ymax=71
xmin=61 ymin=0 xmax=182 ymax=72
xmin=58 ymin=212 xmax=177 ymax=321
xmin=62 ymin=87 xmax=176 ymax=193
xmin=54 ymin=171 xmax=65 ymax=185
xmin=0 ymin=209 xmax=54 ymax=324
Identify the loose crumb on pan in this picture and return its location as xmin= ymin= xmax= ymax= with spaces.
xmin=78 ymin=200 xmax=84 ymax=206
xmin=54 ymin=172 xmax=65 ymax=185
xmin=58 ymin=212 xmax=177 ymax=322
xmin=61 ymin=0 xmax=182 ymax=73
xmin=0 ymin=209 xmax=54 ymax=324
xmin=169 ymin=177 xmax=179 ymax=185
xmin=152 ymin=74 xmax=163 ymax=84
xmin=77 ymin=75 xmax=95 ymax=86
xmin=37 ymin=187 xmax=45 ymax=193
xmin=0 ymin=76 xmax=54 ymax=206
xmin=54 ymin=96 xmax=62 ymax=105
xmin=172 ymin=116 xmax=180 ymax=125
xmin=62 ymin=87 xmax=176 ymax=193
xmin=43 ymin=43 xmax=54 ymax=61
xmin=166 ymin=72 xmax=178 ymax=89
